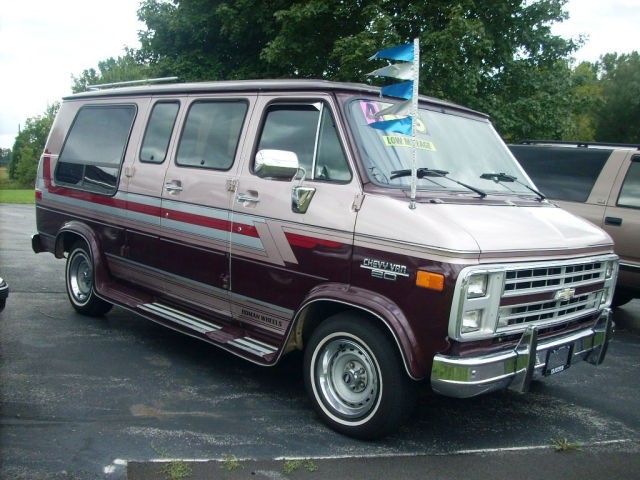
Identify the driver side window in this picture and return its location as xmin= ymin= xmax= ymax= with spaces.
xmin=255 ymin=103 xmax=351 ymax=182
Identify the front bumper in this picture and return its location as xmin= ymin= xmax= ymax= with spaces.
xmin=431 ymin=310 xmax=613 ymax=398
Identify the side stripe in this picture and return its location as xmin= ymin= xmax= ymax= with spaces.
xmin=39 ymin=156 xmax=347 ymax=256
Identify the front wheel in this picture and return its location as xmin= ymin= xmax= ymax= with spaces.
xmin=304 ymin=313 xmax=416 ymax=439
xmin=65 ymin=241 xmax=112 ymax=316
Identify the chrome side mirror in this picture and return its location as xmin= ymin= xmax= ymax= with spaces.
xmin=254 ymin=149 xmax=299 ymax=180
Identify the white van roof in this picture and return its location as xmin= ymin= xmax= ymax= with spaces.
xmin=66 ymin=79 xmax=487 ymax=118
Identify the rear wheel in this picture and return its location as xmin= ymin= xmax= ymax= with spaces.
xmin=304 ymin=313 xmax=416 ymax=439
xmin=65 ymin=241 xmax=112 ymax=316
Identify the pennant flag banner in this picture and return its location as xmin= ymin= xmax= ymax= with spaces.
xmin=381 ymin=80 xmax=413 ymax=100
xmin=367 ymin=41 xmax=418 ymax=135
xmin=377 ymin=99 xmax=412 ymax=117
xmin=368 ymin=43 xmax=414 ymax=62
xmin=368 ymin=116 xmax=413 ymax=135
xmin=366 ymin=62 xmax=414 ymax=80
xmin=367 ymin=38 xmax=421 ymax=209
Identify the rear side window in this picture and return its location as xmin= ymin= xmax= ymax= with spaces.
xmin=140 ymin=101 xmax=179 ymax=163
xmin=56 ymin=104 xmax=136 ymax=195
xmin=509 ymin=145 xmax=610 ymax=202
xmin=176 ymin=100 xmax=247 ymax=170
xmin=618 ymin=158 xmax=640 ymax=208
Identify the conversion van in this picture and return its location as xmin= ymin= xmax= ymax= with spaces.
xmin=33 ymin=80 xmax=617 ymax=439
xmin=510 ymin=141 xmax=639 ymax=307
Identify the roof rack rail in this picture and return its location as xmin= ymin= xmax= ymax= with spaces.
xmin=86 ymin=76 xmax=179 ymax=91
xmin=518 ymin=140 xmax=640 ymax=150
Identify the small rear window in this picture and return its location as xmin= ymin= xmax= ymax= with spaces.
xmin=56 ymin=104 xmax=136 ymax=195
xmin=509 ymin=145 xmax=610 ymax=202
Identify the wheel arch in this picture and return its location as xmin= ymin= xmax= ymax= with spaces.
xmin=288 ymin=283 xmax=428 ymax=380
xmin=54 ymin=221 xmax=110 ymax=295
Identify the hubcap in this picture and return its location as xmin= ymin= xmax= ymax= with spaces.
xmin=69 ymin=252 xmax=92 ymax=303
xmin=316 ymin=338 xmax=379 ymax=419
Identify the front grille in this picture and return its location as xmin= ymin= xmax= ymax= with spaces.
xmin=503 ymin=261 xmax=605 ymax=295
xmin=497 ymin=260 xmax=607 ymax=332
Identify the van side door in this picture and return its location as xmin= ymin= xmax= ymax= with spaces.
xmin=120 ymin=98 xmax=181 ymax=287
xmin=229 ymin=94 xmax=359 ymax=346
xmin=159 ymin=94 xmax=255 ymax=318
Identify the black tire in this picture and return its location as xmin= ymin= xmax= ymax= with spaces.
xmin=303 ymin=313 xmax=416 ymax=439
xmin=65 ymin=241 xmax=112 ymax=316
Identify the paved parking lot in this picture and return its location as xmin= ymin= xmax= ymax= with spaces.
xmin=1 ymin=203 xmax=639 ymax=479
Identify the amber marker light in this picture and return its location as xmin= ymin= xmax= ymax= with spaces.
xmin=416 ymin=270 xmax=445 ymax=291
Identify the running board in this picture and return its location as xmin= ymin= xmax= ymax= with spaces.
xmin=228 ymin=337 xmax=278 ymax=357
xmin=139 ymin=302 xmax=278 ymax=360
xmin=140 ymin=302 xmax=222 ymax=334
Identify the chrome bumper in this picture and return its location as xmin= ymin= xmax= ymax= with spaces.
xmin=431 ymin=310 xmax=613 ymax=398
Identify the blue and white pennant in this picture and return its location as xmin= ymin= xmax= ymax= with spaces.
xmin=367 ymin=40 xmax=419 ymax=136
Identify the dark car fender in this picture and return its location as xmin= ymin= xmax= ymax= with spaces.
xmin=54 ymin=221 xmax=111 ymax=296
xmin=291 ymin=282 xmax=428 ymax=380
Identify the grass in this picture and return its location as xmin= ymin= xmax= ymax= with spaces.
xmin=552 ymin=438 xmax=583 ymax=452
xmin=0 ymin=189 xmax=34 ymax=204
xmin=283 ymin=459 xmax=319 ymax=474
xmin=162 ymin=460 xmax=193 ymax=480
xmin=0 ymin=167 xmax=34 ymax=204
xmin=221 ymin=455 xmax=242 ymax=472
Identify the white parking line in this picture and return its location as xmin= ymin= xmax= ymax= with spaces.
xmin=104 ymin=438 xmax=635 ymax=474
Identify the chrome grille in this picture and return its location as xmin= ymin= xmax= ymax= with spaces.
xmin=498 ymin=260 xmax=608 ymax=332
xmin=503 ymin=261 xmax=605 ymax=296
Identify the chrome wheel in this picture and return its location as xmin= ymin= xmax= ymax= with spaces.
xmin=315 ymin=337 xmax=379 ymax=419
xmin=304 ymin=314 xmax=416 ymax=439
xmin=68 ymin=250 xmax=93 ymax=305
xmin=65 ymin=241 xmax=112 ymax=316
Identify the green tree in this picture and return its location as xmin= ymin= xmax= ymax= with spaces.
xmin=136 ymin=0 xmax=578 ymax=140
xmin=565 ymin=61 xmax=603 ymax=141
xmin=72 ymin=50 xmax=153 ymax=93
xmin=10 ymin=104 xmax=59 ymax=187
xmin=137 ymin=0 xmax=291 ymax=80
xmin=595 ymin=52 xmax=640 ymax=143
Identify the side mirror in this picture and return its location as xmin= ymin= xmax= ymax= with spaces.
xmin=254 ymin=149 xmax=299 ymax=180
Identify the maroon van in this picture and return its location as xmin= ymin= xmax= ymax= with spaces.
xmin=32 ymin=79 xmax=618 ymax=439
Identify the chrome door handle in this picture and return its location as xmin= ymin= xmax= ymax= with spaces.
xmin=164 ymin=181 xmax=183 ymax=192
xmin=237 ymin=193 xmax=260 ymax=203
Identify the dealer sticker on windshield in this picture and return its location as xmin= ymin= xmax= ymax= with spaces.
xmin=383 ymin=136 xmax=436 ymax=151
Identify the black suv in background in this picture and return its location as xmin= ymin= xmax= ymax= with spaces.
xmin=509 ymin=141 xmax=640 ymax=307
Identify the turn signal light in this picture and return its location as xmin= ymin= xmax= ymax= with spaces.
xmin=416 ymin=270 xmax=445 ymax=291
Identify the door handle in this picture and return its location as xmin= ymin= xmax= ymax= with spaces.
xmin=236 ymin=190 xmax=260 ymax=203
xmin=237 ymin=192 xmax=260 ymax=204
xmin=164 ymin=181 xmax=183 ymax=192
xmin=605 ymin=216 xmax=622 ymax=226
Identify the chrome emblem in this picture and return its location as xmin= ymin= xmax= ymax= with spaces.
xmin=554 ymin=287 xmax=576 ymax=302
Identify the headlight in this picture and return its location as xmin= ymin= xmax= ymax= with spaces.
xmin=450 ymin=269 xmax=504 ymax=340
xmin=467 ymin=274 xmax=488 ymax=298
xmin=461 ymin=310 xmax=483 ymax=333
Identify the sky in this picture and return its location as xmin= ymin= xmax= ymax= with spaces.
xmin=1 ymin=0 xmax=639 ymax=150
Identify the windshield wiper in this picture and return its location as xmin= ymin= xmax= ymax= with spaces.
xmin=391 ymin=168 xmax=487 ymax=198
xmin=480 ymin=172 xmax=546 ymax=200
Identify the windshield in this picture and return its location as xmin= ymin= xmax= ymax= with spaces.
xmin=348 ymin=98 xmax=536 ymax=196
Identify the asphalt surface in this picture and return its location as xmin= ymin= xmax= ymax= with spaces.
xmin=1 ymin=203 xmax=639 ymax=480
